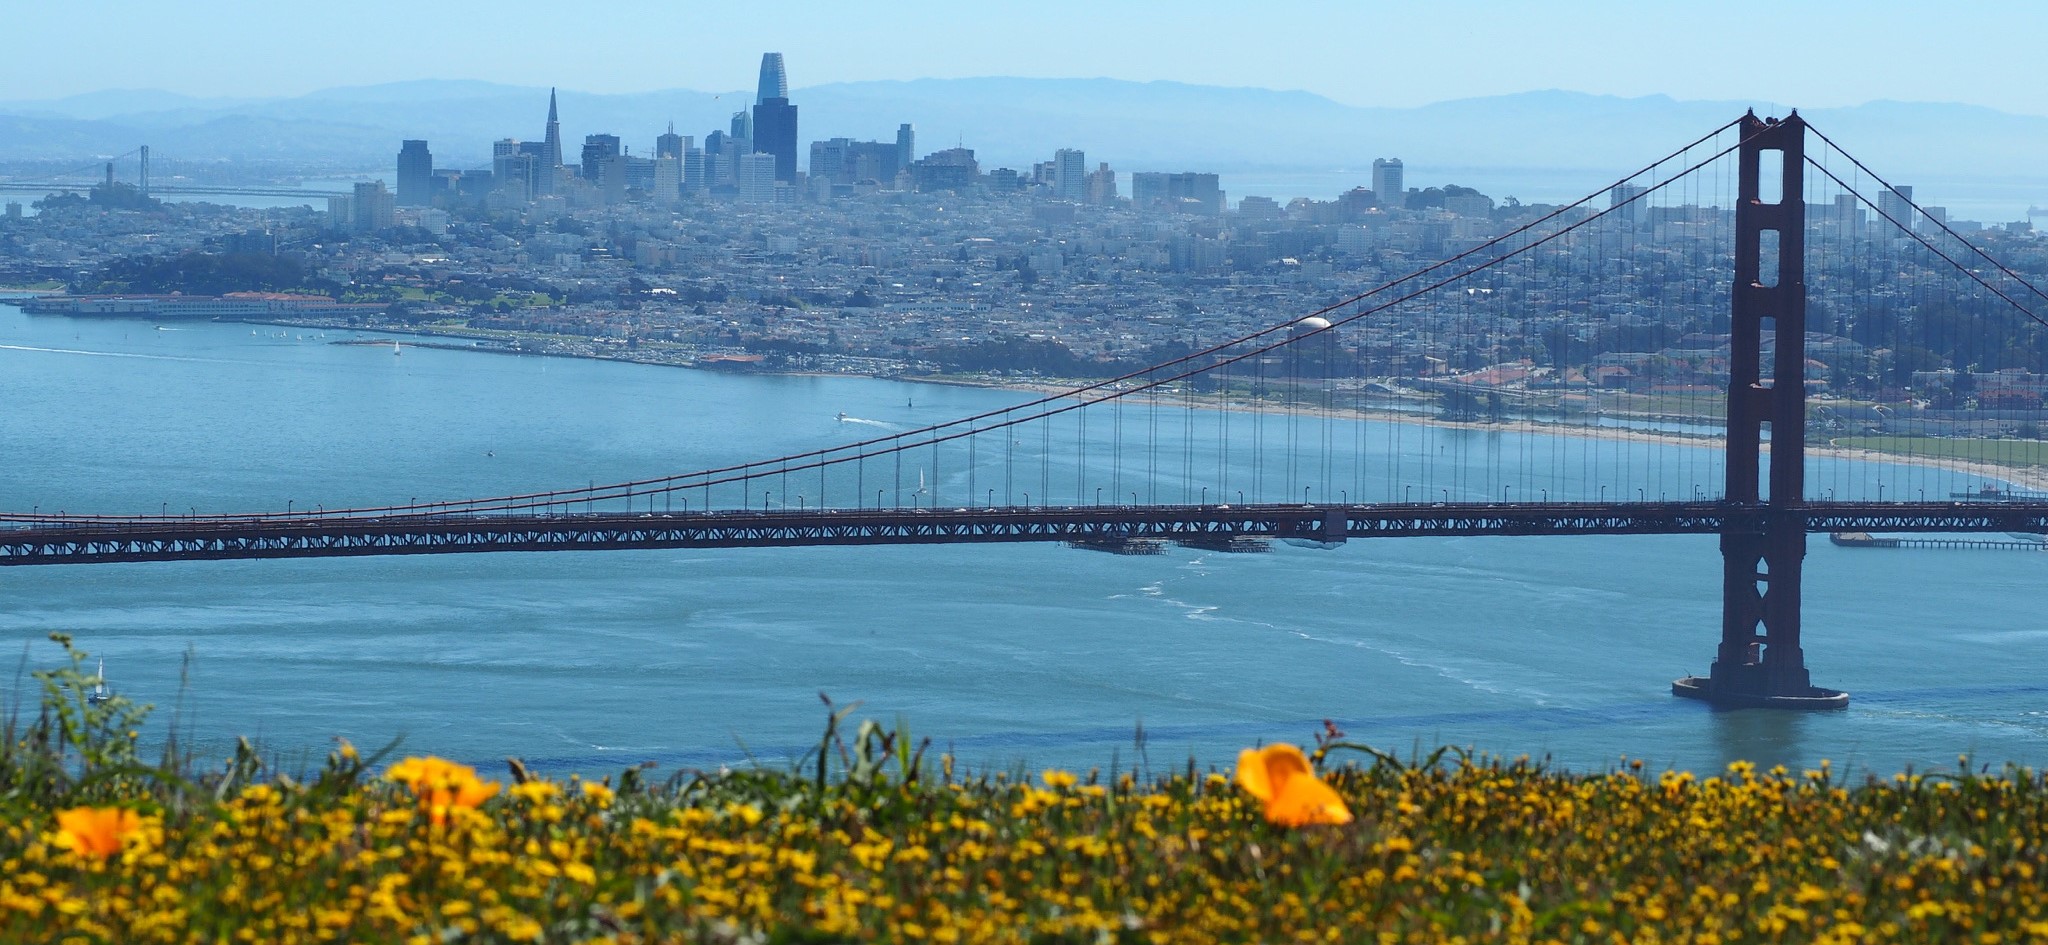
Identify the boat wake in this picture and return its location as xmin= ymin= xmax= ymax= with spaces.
xmin=837 ymin=415 xmax=893 ymax=429
xmin=0 ymin=343 xmax=246 ymax=365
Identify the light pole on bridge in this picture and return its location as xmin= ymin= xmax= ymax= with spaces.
xmin=1405 ymin=485 xmax=1412 ymax=503
xmin=1095 ymin=487 xmax=1102 ymax=506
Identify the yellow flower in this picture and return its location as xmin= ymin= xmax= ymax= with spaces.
xmin=1041 ymin=769 xmax=1078 ymax=789
xmin=1235 ymin=743 xmax=1353 ymax=826
xmin=581 ymin=781 xmax=615 ymax=805
xmin=386 ymin=756 xmax=501 ymax=824
xmin=54 ymin=806 xmax=145 ymax=860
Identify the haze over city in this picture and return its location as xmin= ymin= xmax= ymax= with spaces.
xmin=8 ymin=0 xmax=2048 ymax=115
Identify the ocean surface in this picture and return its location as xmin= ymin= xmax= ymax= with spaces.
xmin=4 ymin=301 xmax=2047 ymax=780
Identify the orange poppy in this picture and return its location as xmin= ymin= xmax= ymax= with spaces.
xmin=387 ymin=756 xmax=501 ymax=824
xmin=1235 ymin=743 xmax=1353 ymax=826
xmin=54 ymin=806 xmax=145 ymax=859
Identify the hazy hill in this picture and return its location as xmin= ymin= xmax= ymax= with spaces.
xmin=1 ymin=79 xmax=2042 ymax=192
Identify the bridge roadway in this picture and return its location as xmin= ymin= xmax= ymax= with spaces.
xmin=5 ymin=501 xmax=2047 ymax=566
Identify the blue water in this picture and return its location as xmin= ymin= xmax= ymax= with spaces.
xmin=4 ymin=304 xmax=2047 ymax=780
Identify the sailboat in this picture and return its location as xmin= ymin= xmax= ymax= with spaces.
xmin=392 ymin=339 xmax=402 ymax=356
xmin=915 ymin=470 xmax=928 ymax=495
xmin=88 ymin=659 xmax=111 ymax=705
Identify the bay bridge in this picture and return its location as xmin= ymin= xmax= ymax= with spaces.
xmin=9 ymin=113 xmax=2048 ymax=711
xmin=0 ymin=146 xmax=348 ymax=201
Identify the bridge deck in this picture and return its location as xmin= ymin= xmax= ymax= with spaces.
xmin=6 ymin=501 xmax=2046 ymax=566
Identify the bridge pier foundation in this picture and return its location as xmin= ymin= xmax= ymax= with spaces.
xmin=1672 ymin=111 xmax=1847 ymax=710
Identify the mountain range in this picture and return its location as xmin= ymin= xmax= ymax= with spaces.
xmin=1 ymin=79 xmax=2042 ymax=201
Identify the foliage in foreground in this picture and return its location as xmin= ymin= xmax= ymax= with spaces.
xmin=6 ymin=637 xmax=2048 ymax=944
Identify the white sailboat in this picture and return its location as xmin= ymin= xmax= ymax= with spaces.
xmin=915 ymin=469 xmax=928 ymax=495
xmin=88 ymin=659 xmax=111 ymax=705
xmin=392 ymin=339 xmax=402 ymax=356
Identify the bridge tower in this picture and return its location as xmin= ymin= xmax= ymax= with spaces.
xmin=1674 ymin=111 xmax=1847 ymax=709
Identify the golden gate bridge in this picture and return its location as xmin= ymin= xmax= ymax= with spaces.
xmin=9 ymin=113 xmax=2048 ymax=711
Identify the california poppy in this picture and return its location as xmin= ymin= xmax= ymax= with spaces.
xmin=1235 ymin=743 xmax=1353 ymax=826
xmin=55 ymin=806 xmax=145 ymax=859
xmin=387 ymin=756 xmax=501 ymax=824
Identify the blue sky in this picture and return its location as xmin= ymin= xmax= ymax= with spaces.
xmin=8 ymin=0 xmax=2044 ymax=114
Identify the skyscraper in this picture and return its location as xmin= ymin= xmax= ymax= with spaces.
xmin=540 ymin=88 xmax=564 ymax=193
xmin=757 ymin=53 xmax=788 ymax=104
xmin=1053 ymin=149 xmax=1087 ymax=201
xmin=655 ymin=123 xmax=686 ymax=160
xmin=1610 ymin=182 xmax=1649 ymax=226
xmin=737 ymin=152 xmax=780 ymax=203
xmin=396 ymin=140 xmax=432 ymax=207
xmin=352 ymin=180 xmax=395 ymax=232
xmin=895 ymin=124 xmax=916 ymax=176
xmin=1372 ymin=158 xmax=1404 ymax=209
xmin=682 ymin=146 xmax=706 ymax=193
xmin=581 ymin=134 xmax=620 ymax=182
xmin=753 ymin=97 xmax=798 ymax=183
xmin=1877 ymin=184 xmax=1916 ymax=231
xmin=494 ymin=139 xmax=536 ymax=202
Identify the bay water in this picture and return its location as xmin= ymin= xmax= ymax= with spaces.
xmin=4 ymin=302 xmax=2046 ymax=780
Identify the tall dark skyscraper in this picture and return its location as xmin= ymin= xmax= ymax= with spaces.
xmin=540 ymin=88 xmax=564 ymax=193
xmin=396 ymin=140 xmax=432 ymax=207
xmin=581 ymin=134 xmax=620 ymax=182
xmin=756 ymin=53 xmax=788 ymax=104
xmin=753 ymin=98 xmax=798 ymax=183
xmin=751 ymin=53 xmax=797 ymax=183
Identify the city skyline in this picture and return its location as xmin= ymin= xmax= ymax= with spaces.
xmin=8 ymin=0 xmax=2048 ymax=118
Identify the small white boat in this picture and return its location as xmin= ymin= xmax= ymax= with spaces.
xmin=88 ymin=658 xmax=111 ymax=705
xmin=837 ymin=411 xmax=848 ymax=421
xmin=392 ymin=340 xmax=402 ymax=356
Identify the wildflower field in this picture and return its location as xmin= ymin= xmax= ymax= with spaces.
xmin=8 ymin=637 xmax=2048 ymax=944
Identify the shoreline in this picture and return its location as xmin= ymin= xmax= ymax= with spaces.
xmin=34 ymin=311 xmax=2048 ymax=491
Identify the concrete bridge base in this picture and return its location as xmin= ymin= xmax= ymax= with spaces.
xmin=1670 ymin=675 xmax=1849 ymax=710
